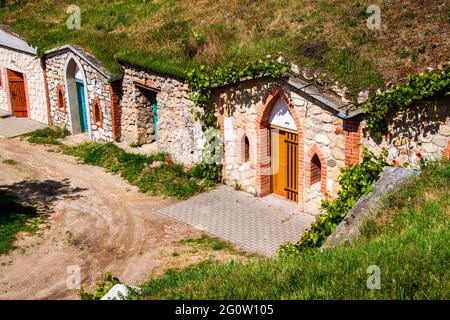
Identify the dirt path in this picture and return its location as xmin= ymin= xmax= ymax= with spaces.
xmin=0 ymin=137 xmax=204 ymax=300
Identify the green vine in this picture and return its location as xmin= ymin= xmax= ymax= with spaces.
xmin=362 ymin=63 xmax=450 ymax=134
xmin=277 ymin=148 xmax=388 ymax=257
xmin=186 ymin=59 xmax=288 ymax=128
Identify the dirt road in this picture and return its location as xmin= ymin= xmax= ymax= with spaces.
xmin=0 ymin=137 xmax=203 ymax=299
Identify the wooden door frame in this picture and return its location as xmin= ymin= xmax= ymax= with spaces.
xmin=270 ymin=126 xmax=299 ymax=202
xmin=6 ymin=68 xmax=30 ymax=118
xmin=255 ymin=88 xmax=305 ymax=211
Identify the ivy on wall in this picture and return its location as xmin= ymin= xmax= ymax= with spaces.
xmin=362 ymin=63 xmax=450 ymax=134
xmin=186 ymin=59 xmax=288 ymax=128
xmin=277 ymin=148 xmax=388 ymax=257
xmin=185 ymin=59 xmax=287 ymax=186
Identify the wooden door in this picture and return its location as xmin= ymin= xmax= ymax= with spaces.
xmin=7 ymin=69 xmax=28 ymax=118
xmin=271 ymin=128 xmax=298 ymax=202
xmin=76 ymin=80 xmax=88 ymax=133
xmin=284 ymin=132 xmax=298 ymax=202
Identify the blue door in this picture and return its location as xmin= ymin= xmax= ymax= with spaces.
xmin=76 ymin=80 xmax=88 ymax=133
xmin=150 ymin=92 xmax=158 ymax=138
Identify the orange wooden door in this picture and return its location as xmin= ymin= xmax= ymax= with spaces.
xmin=271 ymin=128 xmax=298 ymax=202
xmin=271 ymin=129 xmax=287 ymax=197
xmin=284 ymin=131 xmax=298 ymax=202
xmin=7 ymin=69 xmax=28 ymax=118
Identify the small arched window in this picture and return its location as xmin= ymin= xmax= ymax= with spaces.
xmin=56 ymin=85 xmax=65 ymax=112
xmin=244 ymin=136 xmax=250 ymax=163
xmin=92 ymin=97 xmax=102 ymax=128
xmin=310 ymin=154 xmax=321 ymax=186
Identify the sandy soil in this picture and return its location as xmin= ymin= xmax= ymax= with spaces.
xmin=0 ymin=137 xmax=208 ymax=300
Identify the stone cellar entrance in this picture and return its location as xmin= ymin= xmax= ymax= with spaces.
xmin=7 ymin=69 xmax=28 ymax=118
xmin=271 ymin=127 xmax=299 ymax=202
xmin=256 ymin=90 xmax=304 ymax=210
xmin=65 ymin=57 xmax=89 ymax=134
xmin=134 ymin=82 xmax=159 ymax=144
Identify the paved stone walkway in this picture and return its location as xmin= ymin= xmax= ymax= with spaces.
xmin=158 ymin=185 xmax=315 ymax=256
xmin=0 ymin=113 xmax=47 ymax=137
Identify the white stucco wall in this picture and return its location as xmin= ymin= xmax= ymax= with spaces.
xmin=0 ymin=46 xmax=48 ymax=123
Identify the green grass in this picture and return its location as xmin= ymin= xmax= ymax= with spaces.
xmin=129 ymin=141 xmax=143 ymax=148
xmin=1 ymin=1 xmax=448 ymax=95
xmin=135 ymin=160 xmax=450 ymax=299
xmin=24 ymin=127 xmax=69 ymax=145
xmin=178 ymin=234 xmax=234 ymax=252
xmin=0 ymin=189 xmax=40 ymax=254
xmin=62 ymin=142 xmax=205 ymax=198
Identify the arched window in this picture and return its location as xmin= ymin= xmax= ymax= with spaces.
xmin=56 ymin=85 xmax=65 ymax=112
xmin=244 ymin=136 xmax=250 ymax=163
xmin=310 ymin=154 xmax=321 ymax=186
xmin=92 ymin=97 xmax=102 ymax=128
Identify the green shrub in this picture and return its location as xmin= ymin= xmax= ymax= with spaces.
xmin=278 ymin=148 xmax=388 ymax=257
xmin=78 ymin=272 xmax=121 ymax=300
xmin=63 ymin=143 xmax=204 ymax=198
xmin=25 ymin=127 xmax=69 ymax=145
xmin=189 ymin=162 xmax=222 ymax=188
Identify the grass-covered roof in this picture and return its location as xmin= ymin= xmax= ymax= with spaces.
xmin=1 ymin=0 xmax=449 ymax=96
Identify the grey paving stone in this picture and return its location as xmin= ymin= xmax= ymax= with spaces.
xmin=158 ymin=185 xmax=315 ymax=256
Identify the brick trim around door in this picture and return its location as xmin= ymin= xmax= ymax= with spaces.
xmin=255 ymin=88 xmax=304 ymax=212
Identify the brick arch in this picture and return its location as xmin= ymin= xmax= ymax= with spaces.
xmin=306 ymin=144 xmax=327 ymax=193
xmin=235 ymin=128 xmax=254 ymax=165
xmin=56 ymin=84 xmax=66 ymax=112
xmin=92 ymin=96 xmax=102 ymax=128
xmin=255 ymin=88 xmax=304 ymax=211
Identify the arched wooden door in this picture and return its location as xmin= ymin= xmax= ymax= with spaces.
xmin=7 ymin=69 xmax=28 ymax=118
xmin=271 ymin=127 xmax=299 ymax=202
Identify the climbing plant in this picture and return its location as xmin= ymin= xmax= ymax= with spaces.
xmin=185 ymin=58 xmax=287 ymax=185
xmin=186 ymin=59 xmax=288 ymax=128
xmin=277 ymin=148 xmax=388 ymax=257
xmin=362 ymin=63 xmax=450 ymax=134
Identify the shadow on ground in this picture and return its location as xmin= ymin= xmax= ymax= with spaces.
xmin=0 ymin=178 xmax=87 ymax=215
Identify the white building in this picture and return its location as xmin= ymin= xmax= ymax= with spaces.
xmin=0 ymin=25 xmax=48 ymax=124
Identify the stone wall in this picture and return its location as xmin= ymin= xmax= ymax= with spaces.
xmin=214 ymin=78 xmax=347 ymax=215
xmin=121 ymin=65 xmax=202 ymax=165
xmin=361 ymin=96 xmax=450 ymax=168
xmin=45 ymin=49 xmax=113 ymax=142
xmin=324 ymin=167 xmax=417 ymax=248
xmin=215 ymin=77 xmax=449 ymax=216
xmin=0 ymin=46 xmax=48 ymax=123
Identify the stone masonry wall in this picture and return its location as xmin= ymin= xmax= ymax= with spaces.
xmin=361 ymin=96 xmax=450 ymax=168
xmin=45 ymin=49 xmax=113 ymax=142
xmin=215 ymin=78 xmax=347 ymax=215
xmin=0 ymin=46 xmax=48 ymax=123
xmin=121 ymin=65 xmax=202 ymax=166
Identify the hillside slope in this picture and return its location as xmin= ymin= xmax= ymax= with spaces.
xmin=135 ymin=160 xmax=450 ymax=299
xmin=1 ymin=0 xmax=449 ymax=95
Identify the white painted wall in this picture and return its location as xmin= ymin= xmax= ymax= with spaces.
xmin=269 ymin=98 xmax=297 ymax=131
xmin=0 ymin=46 xmax=48 ymax=123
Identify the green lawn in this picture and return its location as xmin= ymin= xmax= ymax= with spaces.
xmin=1 ymin=0 xmax=448 ymax=95
xmin=135 ymin=160 xmax=449 ymax=299
xmin=62 ymin=141 xmax=205 ymax=198
xmin=24 ymin=126 xmax=69 ymax=145
xmin=0 ymin=189 xmax=40 ymax=255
